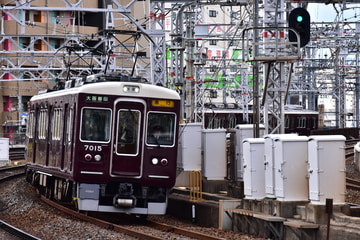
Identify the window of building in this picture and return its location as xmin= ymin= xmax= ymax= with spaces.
xmin=209 ymin=40 xmax=217 ymax=46
xmin=231 ymin=11 xmax=237 ymax=19
xmin=19 ymin=37 xmax=30 ymax=49
xmin=34 ymin=11 xmax=44 ymax=23
xmin=209 ymin=90 xmax=217 ymax=98
xmin=25 ymin=11 xmax=31 ymax=22
xmin=228 ymin=39 xmax=239 ymax=47
xmin=209 ymin=10 xmax=217 ymax=17
xmin=34 ymin=40 xmax=45 ymax=51
xmin=230 ymin=65 xmax=237 ymax=72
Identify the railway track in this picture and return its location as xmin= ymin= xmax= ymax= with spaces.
xmin=345 ymin=139 xmax=358 ymax=158
xmin=345 ymin=139 xmax=360 ymax=192
xmin=0 ymin=166 xmax=41 ymax=240
xmin=40 ymin=195 xmax=225 ymax=240
xmin=0 ymin=165 xmax=25 ymax=183
xmin=346 ymin=177 xmax=360 ymax=191
xmin=1 ymin=140 xmax=359 ymax=239
xmin=0 ymin=220 xmax=41 ymax=240
xmin=9 ymin=146 xmax=25 ymax=161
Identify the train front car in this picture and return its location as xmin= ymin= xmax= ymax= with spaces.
xmin=74 ymin=82 xmax=180 ymax=215
xmin=25 ymin=76 xmax=180 ymax=216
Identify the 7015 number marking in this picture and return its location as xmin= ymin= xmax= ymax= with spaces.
xmin=84 ymin=145 xmax=102 ymax=151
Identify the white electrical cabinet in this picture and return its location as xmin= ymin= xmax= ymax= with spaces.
xmin=0 ymin=138 xmax=9 ymax=167
xmin=354 ymin=142 xmax=360 ymax=171
xmin=264 ymin=134 xmax=297 ymax=198
xmin=273 ymin=135 xmax=309 ymax=201
xmin=177 ymin=123 xmax=202 ymax=171
xmin=234 ymin=124 xmax=265 ymax=180
xmin=202 ymin=129 xmax=227 ymax=180
xmin=243 ymin=138 xmax=265 ymax=199
xmin=308 ymin=135 xmax=346 ymax=204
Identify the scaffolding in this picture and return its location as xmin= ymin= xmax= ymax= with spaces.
xmin=1 ymin=0 xmax=360 ymax=137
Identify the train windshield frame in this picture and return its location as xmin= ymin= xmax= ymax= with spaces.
xmin=146 ymin=112 xmax=176 ymax=147
xmin=80 ymin=107 xmax=112 ymax=142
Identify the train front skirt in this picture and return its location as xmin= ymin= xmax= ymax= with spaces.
xmin=75 ymin=183 xmax=168 ymax=215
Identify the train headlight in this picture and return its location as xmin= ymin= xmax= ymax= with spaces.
xmin=94 ymin=154 xmax=102 ymax=162
xmin=85 ymin=154 xmax=92 ymax=161
xmin=151 ymin=158 xmax=159 ymax=165
xmin=160 ymin=158 xmax=168 ymax=166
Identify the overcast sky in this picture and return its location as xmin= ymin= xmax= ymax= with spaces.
xmin=308 ymin=3 xmax=360 ymax=22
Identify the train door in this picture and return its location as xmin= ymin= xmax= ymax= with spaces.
xmin=48 ymin=107 xmax=63 ymax=168
xmin=26 ymin=110 xmax=36 ymax=163
xmin=62 ymin=104 xmax=74 ymax=172
xmin=111 ymin=99 xmax=145 ymax=177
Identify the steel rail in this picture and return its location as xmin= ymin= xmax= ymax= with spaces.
xmin=0 ymin=169 xmax=40 ymax=240
xmin=146 ymin=220 xmax=225 ymax=240
xmin=41 ymin=196 xmax=171 ymax=240
xmin=41 ymin=195 xmax=226 ymax=240
xmin=0 ymin=220 xmax=42 ymax=240
xmin=346 ymin=177 xmax=360 ymax=192
xmin=0 ymin=165 xmax=25 ymax=172
xmin=0 ymin=165 xmax=25 ymax=183
xmin=345 ymin=139 xmax=357 ymax=159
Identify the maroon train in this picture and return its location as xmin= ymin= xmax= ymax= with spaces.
xmin=202 ymin=107 xmax=318 ymax=136
xmin=25 ymin=73 xmax=180 ymax=216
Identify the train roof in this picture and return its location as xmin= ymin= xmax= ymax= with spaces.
xmin=30 ymin=81 xmax=180 ymax=101
xmin=201 ymin=107 xmax=318 ymax=115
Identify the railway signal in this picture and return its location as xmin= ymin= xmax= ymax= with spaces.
xmin=288 ymin=8 xmax=310 ymax=47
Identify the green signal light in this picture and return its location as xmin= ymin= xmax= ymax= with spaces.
xmin=297 ymin=15 xmax=304 ymax=22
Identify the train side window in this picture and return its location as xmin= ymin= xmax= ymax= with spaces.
xmin=285 ymin=116 xmax=289 ymax=129
xmin=147 ymin=112 xmax=176 ymax=146
xmin=116 ymin=110 xmax=140 ymax=155
xmin=38 ymin=109 xmax=48 ymax=139
xmin=80 ymin=108 xmax=111 ymax=142
xmin=228 ymin=116 xmax=236 ymax=129
xmin=66 ymin=107 xmax=73 ymax=143
xmin=297 ymin=117 xmax=306 ymax=128
xmin=51 ymin=108 xmax=63 ymax=140
xmin=26 ymin=111 xmax=35 ymax=138
xmin=311 ymin=117 xmax=317 ymax=129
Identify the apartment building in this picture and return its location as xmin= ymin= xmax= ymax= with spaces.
xmin=0 ymin=0 xmax=142 ymax=144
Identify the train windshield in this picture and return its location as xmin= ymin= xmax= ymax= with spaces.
xmin=147 ymin=112 xmax=176 ymax=146
xmin=80 ymin=108 xmax=111 ymax=142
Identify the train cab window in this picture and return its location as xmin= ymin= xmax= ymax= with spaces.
xmin=80 ymin=108 xmax=111 ymax=142
xmin=116 ymin=110 xmax=140 ymax=155
xmin=147 ymin=112 xmax=176 ymax=146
